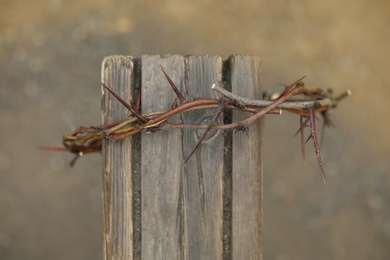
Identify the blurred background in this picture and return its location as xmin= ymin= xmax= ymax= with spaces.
xmin=1 ymin=0 xmax=389 ymax=259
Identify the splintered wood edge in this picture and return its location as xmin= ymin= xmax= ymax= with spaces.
xmin=101 ymin=55 xmax=135 ymax=260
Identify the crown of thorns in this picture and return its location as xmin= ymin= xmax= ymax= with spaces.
xmin=42 ymin=68 xmax=351 ymax=183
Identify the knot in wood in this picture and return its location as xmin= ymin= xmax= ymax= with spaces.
xmin=194 ymin=115 xmax=221 ymax=143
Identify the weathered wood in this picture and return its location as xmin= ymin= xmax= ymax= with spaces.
xmin=102 ymin=54 xmax=263 ymax=260
xmin=141 ymin=55 xmax=185 ymax=259
xmin=230 ymin=55 xmax=263 ymax=260
xmin=182 ymin=55 xmax=224 ymax=259
xmin=101 ymin=56 xmax=135 ymax=259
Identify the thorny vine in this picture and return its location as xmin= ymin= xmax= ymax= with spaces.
xmin=42 ymin=68 xmax=351 ymax=183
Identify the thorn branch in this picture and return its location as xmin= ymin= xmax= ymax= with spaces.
xmin=49 ymin=71 xmax=351 ymax=182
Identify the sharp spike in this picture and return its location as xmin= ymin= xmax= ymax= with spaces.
xmin=184 ymin=99 xmax=229 ymax=165
xmin=101 ymin=83 xmax=148 ymax=123
xmin=161 ymin=67 xmax=188 ymax=104
xmin=307 ymin=105 xmax=326 ymax=184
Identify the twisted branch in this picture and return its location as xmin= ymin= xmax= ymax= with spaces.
xmin=42 ymin=71 xmax=351 ymax=180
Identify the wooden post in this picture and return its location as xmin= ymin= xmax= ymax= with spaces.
xmin=230 ymin=56 xmax=263 ymax=259
xmin=101 ymin=56 xmax=135 ymax=259
xmin=101 ymin=55 xmax=262 ymax=260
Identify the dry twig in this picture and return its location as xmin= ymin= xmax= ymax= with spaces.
xmin=42 ymin=69 xmax=351 ymax=181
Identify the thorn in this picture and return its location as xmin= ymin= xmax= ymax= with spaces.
xmin=70 ymin=154 xmax=81 ymax=167
xmin=161 ymin=67 xmax=188 ymax=104
xmin=319 ymin=110 xmax=335 ymax=147
xmin=278 ymin=75 xmax=307 ymax=98
xmin=299 ymin=116 xmax=306 ymax=170
xmin=305 ymin=133 xmax=312 ymax=144
xmin=307 ymin=105 xmax=326 ymax=184
xmin=184 ymin=99 xmax=229 ymax=164
xmin=101 ymin=83 xmax=148 ymax=123
xmin=294 ymin=117 xmax=310 ymax=137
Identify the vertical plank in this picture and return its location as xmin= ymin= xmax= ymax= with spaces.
xmin=141 ymin=55 xmax=185 ymax=260
xmin=230 ymin=55 xmax=263 ymax=259
xmin=182 ymin=55 xmax=224 ymax=259
xmin=101 ymin=56 xmax=135 ymax=260
xmin=101 ymin=54 xmax=263 ymax=259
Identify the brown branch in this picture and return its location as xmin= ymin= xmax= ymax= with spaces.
xmin=307 ymin=105 xmax=326 ymax=184
xmin=183 ymin=99 xmax=229 ymax=165
xmin=52 ymin=71 xmax=351 ymax=179
xmin=212 ymin=83 xmax=334 ymax=110
xmin=161 ymin=67 xmax=188 ymax=104
xmin=102 ymin=83 xmax=149 ymax=123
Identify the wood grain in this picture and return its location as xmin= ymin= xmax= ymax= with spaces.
xmin=182 ymin=55 xmax=224 ymax=260
xmin=101 ymin=54 xmax=263 ymax=260
xmin=141 ymin=55 xmax=185 ymax=260
xmin=230 ymin=55 xmax=263 ymax=260
xmin=102 ymin=56 xmax=135 ymax=259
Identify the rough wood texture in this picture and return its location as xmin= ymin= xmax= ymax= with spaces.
xmin=102 ymin=54 xmax=262 ymax=260
xmin=182 ymin=55 xmax=224 ymax=259
xmin=141 ymin=55 xmax=185 ymax=259
xmin=230 ymin=55 xmax=263 ymax=260
xmin=101 ymin=56 xmax=135 ymax=259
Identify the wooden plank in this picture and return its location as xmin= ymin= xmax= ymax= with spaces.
xmin=230 ymin=55 xmax=263 ymax=260
xmin=182 ymin=55 xmax=224 ymax=259
xmin=101 ymin=56 xmax=135 ymax=260
xmin=101 ymin=54 xmax=263 ymax=259
xmin=141 ymin=55 xmax=185 ymax=260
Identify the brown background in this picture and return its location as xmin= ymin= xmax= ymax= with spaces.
xmin=1 ymin=0 xmax=389 ymax=259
